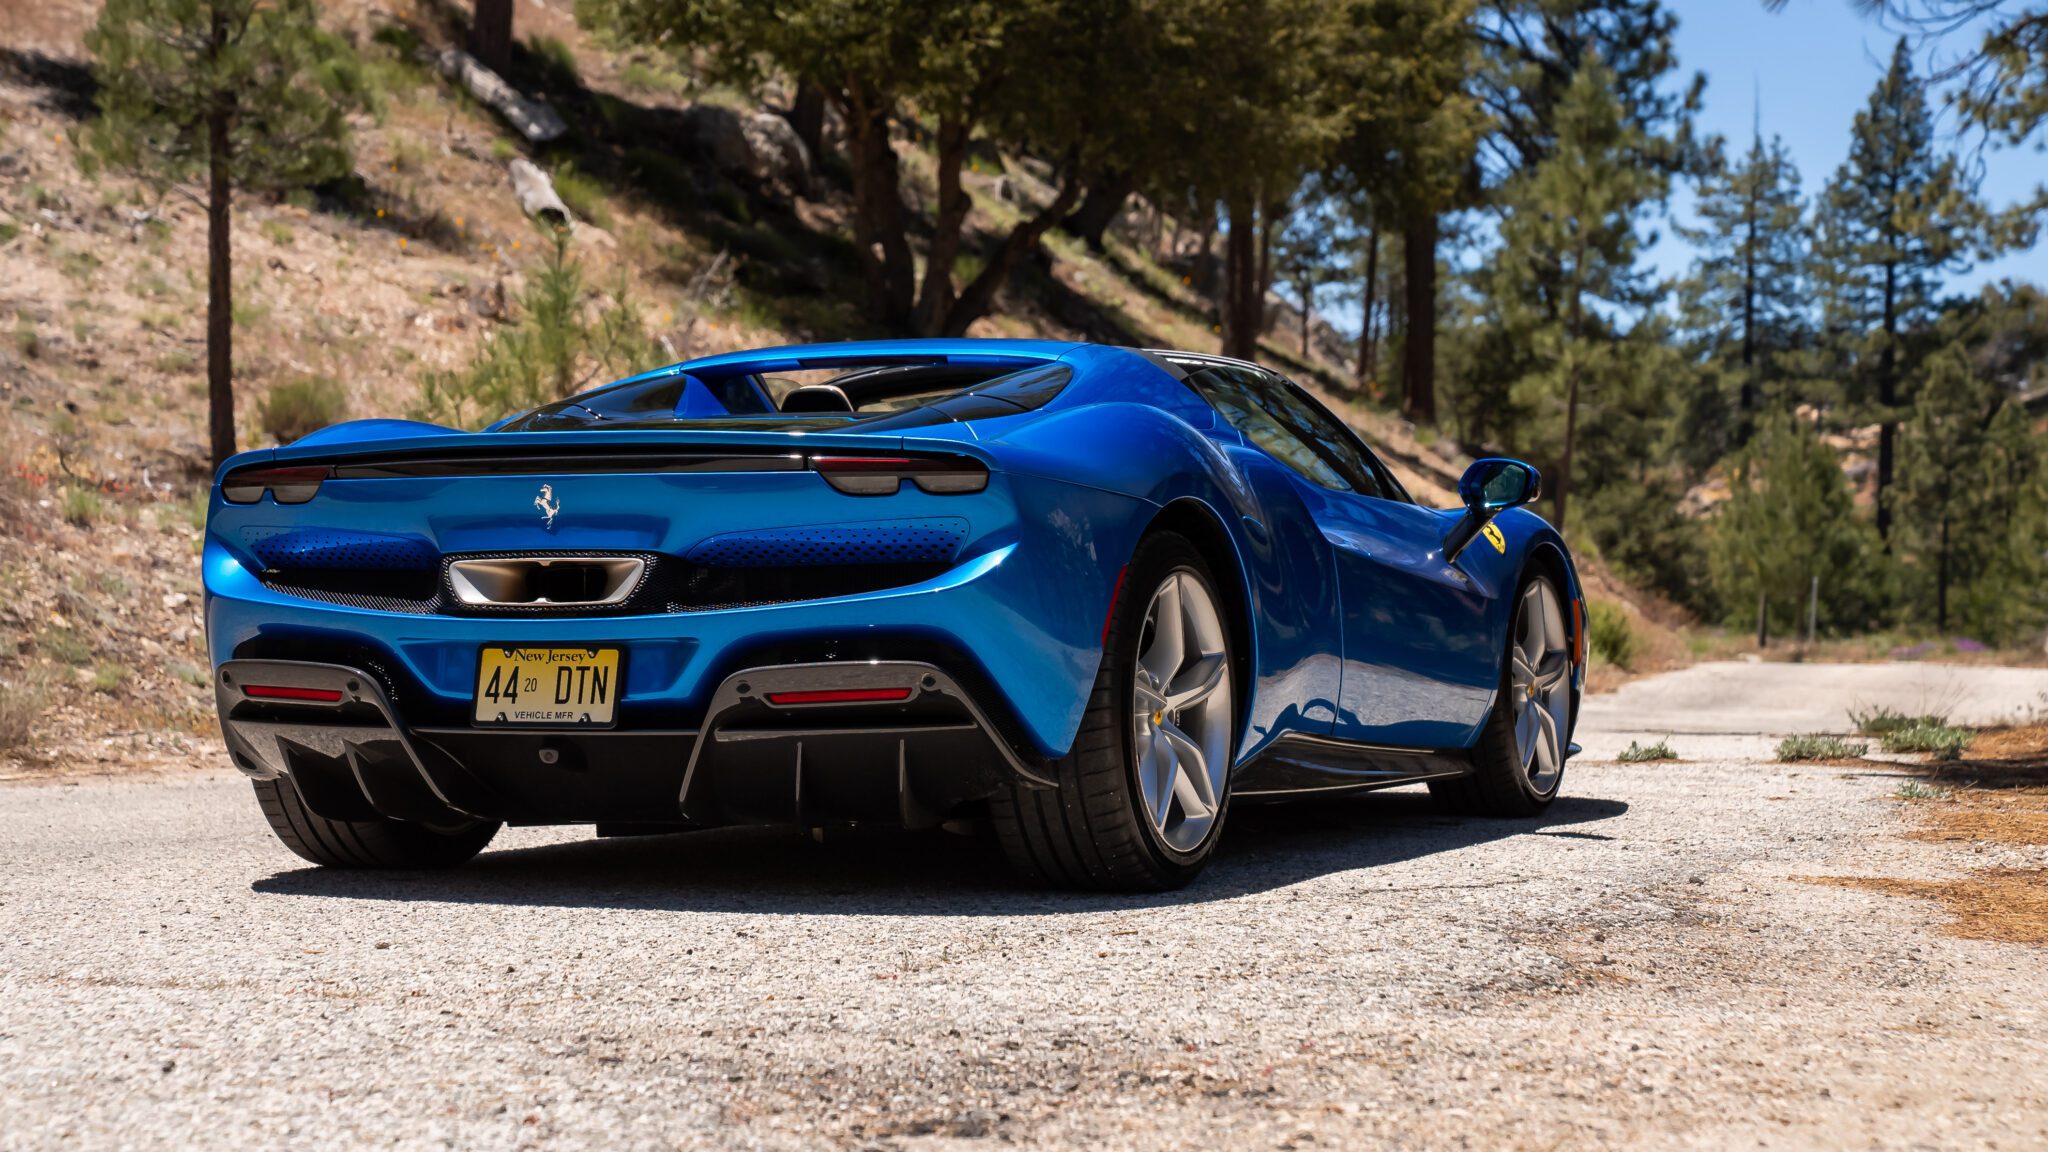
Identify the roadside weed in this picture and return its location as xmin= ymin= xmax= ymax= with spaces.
xmin=1895 ymin=780 xmax=1952 ymax=801
xmin=1879 ymin=722 xmax=1975 ymax=761
xmin=1848 ymin=705 xmax=1951 ymax=736
xmin=1776 ymin=734 xmax=1869 ymax=762
xmin=1617 ymin=738 xmax=1678 ymax=763
xmin=91 ymin=663 xmax=130 ymax=693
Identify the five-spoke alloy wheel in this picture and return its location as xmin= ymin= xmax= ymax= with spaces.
xmin=1131 ymin=569 xmax=1234 ymax=854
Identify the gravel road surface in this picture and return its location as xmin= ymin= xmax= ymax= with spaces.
xmin=4 ymin=663 xmax=2046 ymax=1149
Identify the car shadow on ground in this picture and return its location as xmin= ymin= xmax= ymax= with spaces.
xmin=251 ymin=791 xmax=1629 ymax=915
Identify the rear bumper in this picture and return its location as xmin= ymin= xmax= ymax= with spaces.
xmin=217 ymin=657 xmax=1052 ymax=828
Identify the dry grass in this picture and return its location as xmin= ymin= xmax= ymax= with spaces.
xmin=1809 ymin=724 xmax=2048 ymax=947
xmin=1815 ymin=872 xmax=2048 ymax=947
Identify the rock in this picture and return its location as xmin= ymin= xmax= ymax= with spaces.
xmin=162 ymin=592 xmax=189 ymax=610
xmin=679 ymin=104 xmax=811 ymax=198
xmin=436 ymin=50 xmax=566 ymax=143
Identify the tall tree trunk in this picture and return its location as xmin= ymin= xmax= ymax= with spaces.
xmin=205 ymin=16 xmax=235 ymax=472
xmin=1298 ymin=275 xmax=1312 ymax=358
xmin=1062 ymin=169 xmax=1134 ymax=252
xmin=1401 ymin=212 xmax=1437 ymax=424
xmin=1221 ymin=196 xmax=1259 ymax=360
xmin=1936 ymin=515 xmax=1950 ymax=632
xmin=1555 ymin=274 xmax=1586 ymax=534
xmin=1876 ymin=259 xmax=1898 ymax=543
xmin=844 ymin=91 xmax=914 ymax=328
xmin=1254 ymin=204 xmax=1276 ymax=340
xmin=1557 ymin=358 xmax=1583 ymax=533
xmin=940 ymin=166 xmax=1083 ymax=337
xmin=1190 ymin=211 xmax=1218 ymax=297
xmin=470 ymin=0 xmax=514 ymax=75
xmin=787 ymin=82 xmax=826 ymax=163
xmin=913 ymin=115 xmax=972 ymax=336
xmin=1740 ymin=185 xmax=1758 ymax=423
xmin=1357 ymin=225 xmax=1379 ymax=390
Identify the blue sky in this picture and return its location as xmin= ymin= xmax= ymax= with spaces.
xmin=1647 ymin=0 xmax=2045 ymax=294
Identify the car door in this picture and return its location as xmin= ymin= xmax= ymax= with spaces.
xmin=1191 ymin=367 xmax=1497 ymax=748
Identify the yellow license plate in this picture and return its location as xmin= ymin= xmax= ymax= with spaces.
xmin=474 ymin=646 xmax=621 ymax=726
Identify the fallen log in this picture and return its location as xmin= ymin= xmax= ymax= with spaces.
xmin=506 ymin=159 xmax=572 ymax=229
xmin=436 ymin=49 xmax=566 ymax=144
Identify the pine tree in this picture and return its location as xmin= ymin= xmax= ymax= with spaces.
xmin=1324 ymin=0 xmax=1479 ymax=421
xmin=1475 ymin=59 xmax=1665 ymax=532
xmin=1454 ymin=0 xmax=1698 ymax=448
xmin=1675 ymin=132 xmax=1809 ymax=436
xmin=83 ymin=0 xmax=361 ymax=470
xmin=1813 ymin=39 xmax=1989 ymax=543
xmin=1963 ymin=397 xmax=2048 ymax=644
xmin=1709 ymin=411 xmax=1882 ymax=643
xmin=1895 ymin=343 xmax=1997 ymax=635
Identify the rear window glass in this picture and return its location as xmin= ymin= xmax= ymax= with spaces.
xmin=500 ymin=363 xmax=1071 ymax=432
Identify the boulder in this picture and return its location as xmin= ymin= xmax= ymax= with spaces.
xmin=680 ymin=104 xmax=811 ymax=198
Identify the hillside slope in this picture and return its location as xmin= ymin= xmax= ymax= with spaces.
xmin=0 ymin=0 xmax=1599 ymax=768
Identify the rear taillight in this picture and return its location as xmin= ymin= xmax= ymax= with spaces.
xmin=810 ymin=455 xmax=988 ymax=496
xmin=221 ymin=464 xmax=329 ymax=504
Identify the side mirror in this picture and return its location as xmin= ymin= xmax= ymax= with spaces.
xmin=1444 ymin=458 xmax=1542 ymax=563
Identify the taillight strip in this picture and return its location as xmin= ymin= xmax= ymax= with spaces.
xmin=243 ymin=684 xmax=345 ymax=703
xmin=765 ymin=687 xmax=916 ymax=706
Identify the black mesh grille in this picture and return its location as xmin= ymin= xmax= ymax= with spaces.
xmin=259 ymin=552 xmax=948 ymax=616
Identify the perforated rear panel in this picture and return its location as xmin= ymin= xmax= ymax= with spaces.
xmin=684 ymin=519 xmax=969 ymax=568
xmin=243 ymin=527 xmax=437 ymax=571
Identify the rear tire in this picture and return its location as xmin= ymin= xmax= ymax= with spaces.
xmin=990 ymin=532 xmax=1237 ymax=891
xmin=252 ymin=776 xmax=500 ymax=869
xmin=1431 ymin=572 xmax=1573 ymax=817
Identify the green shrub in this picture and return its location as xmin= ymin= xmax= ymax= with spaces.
xmin=1896 ymin=780 xmax=1951 ymax=800
xmin=550 ymin=162 xmax=613 ymax=229
xmin=1616 ymin=738 xmax=1677 ymax=763
xmin=620 ymin=60 xmax=685 ymax=96
xmin=91 ymin=663 xmax=129 ymax=693
xmin=414 ymin=232 xmax=653 ymax=429
xmin=261 ymin=219 xmax=295 ymax=246
xmin=526 ymin=34 xmax=580 ymax=86
xmin=260 ymin=376 xmax=348 ymax=444
xmin=61 ymin=485 xmax=106 ymax=526
xmin=40 ymin=628 xmax=91 ymax=666
xmin=1879 ymin=722 xmax=1974 ymax=761
xmin=1586 ymin=599 xmax=1638 ymax=670
xmin=0 ymin=668 xmax=51 ymax=754
xmin=1775 ymin=734 xmax=1869 ymax=762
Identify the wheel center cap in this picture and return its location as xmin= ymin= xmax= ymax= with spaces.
xmin=1153 ymin=709 xmax=1164 ymax=725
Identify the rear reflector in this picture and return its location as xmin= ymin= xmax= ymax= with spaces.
xmin=811 ymin=455 xmax=988 ymax=496
xmin=243 ymin=684 xmax=345 ymax=703
xmin=764 ymin=687 xmax=915 ymax=706
xmin=221 ymin=464 xmax=330 ymax=505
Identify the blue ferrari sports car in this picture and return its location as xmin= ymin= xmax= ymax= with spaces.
xmin=205 ymin=339 xmax=1584 ymax=890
